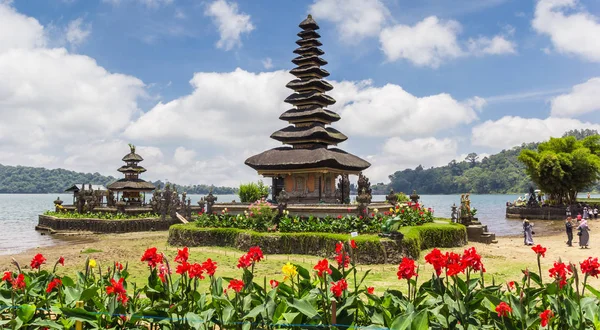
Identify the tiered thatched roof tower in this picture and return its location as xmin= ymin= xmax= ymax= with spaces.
xmin=245 ymin=15 xmax=370 ymax=203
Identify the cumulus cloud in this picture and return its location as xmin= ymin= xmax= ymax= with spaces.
xmin=471 ymin=116 xmax=600 ymax=150
xmin=550 ymin=77 xmax=600 ymax=117
xmin=380 ymin=16 xmax=516 ymax=67
xmin=65 ymin=18 xmax=92 ymax=48
xmin=331 ymin=80 xmax=480 ymax=136
xmin=0 ymin=4 xmax=46 ymax=52
xmin=532 ymin=0 xmax=600 ymax=62
xmin=310 ymin=0 xmax=389 ymax=42
xmin=261 ymin=57 xmax=273 ymax=69
xmin=205 ymin=0 xmax=254 ymax=51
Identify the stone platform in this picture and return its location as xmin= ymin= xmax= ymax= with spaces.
xmin=506 ymin=206 xmax=583 ymax=220
xmin=36 ymin=215 xmax=178 ymax=234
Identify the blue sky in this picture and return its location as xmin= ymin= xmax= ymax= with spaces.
xmin=1 ymin=0 xmax=600 ymax=186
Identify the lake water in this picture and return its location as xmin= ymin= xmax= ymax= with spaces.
xmin=1 ymin=193 xmax=589 ymax=256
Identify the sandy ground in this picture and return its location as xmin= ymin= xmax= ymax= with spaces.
xmin=1 ymin=225 xmax=599 ymax=288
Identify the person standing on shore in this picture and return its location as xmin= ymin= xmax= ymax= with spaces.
xmin=565 ymin=217 xmax=574 ymax=247
xmin=523 ymin=219 xmax=534 ymax=246
xmin=578 ymin=218 xmax=590 ymax=249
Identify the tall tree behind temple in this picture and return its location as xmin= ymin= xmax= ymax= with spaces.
xmin=563 ymin=129 xmax=599 ymax=140
xmin=387 ymin=143 xmax=537 ymax=194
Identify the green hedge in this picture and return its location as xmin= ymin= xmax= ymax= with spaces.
xmin=168 ymin=221 xmax=467 ymax=264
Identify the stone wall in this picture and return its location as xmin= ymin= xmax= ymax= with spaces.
xmin=506 ymin=206 xmax=583 ymax=220
xmin=37 ymin=215 xmax=177 ymax=233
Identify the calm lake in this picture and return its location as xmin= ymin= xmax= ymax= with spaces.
xmin=0 ymin=193 xmax=586 ymax=256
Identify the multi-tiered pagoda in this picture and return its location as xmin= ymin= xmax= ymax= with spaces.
xmin=245 ymin=15 xmax=370 ymax=203
xmin=107 ymin=144 xmax=156 ymax=205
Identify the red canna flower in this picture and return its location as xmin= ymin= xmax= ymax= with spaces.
xmin=2 ymin=271 xmax=11 ymax=282
xmin=337 ymin=215 xmax=342 ymax=219
xmin=314 ymin=259 xmax=332 ymax=277
xmin=548 ymin=261 xmax=573 ymax=289
xmin=141 ymin=247 xmax=163 ymax=268
xmin=350 ymin=240 xmax=357 ymax=249
xmin=495 ymin=301 xmax=512 ymax=317
xmin=106 ymin=278 xmax=128 ymax=305
xmin=531 ymin=245 xmax=547 ymax=258
xmin=540 ymin=309 xmax=553 ymax=327
xmin=330 ymin=279 xmax=348 ymax=297
xmin=397 ymin=257 xmax=418 ymax=280
xmin=367 ymin=286 xmax=374 ymax=294
xmin=46 ymin=278 xmax=62 ymax=293
xmin=461 ymin=247 xmax=485 ymax=272
xmin=247 ymin=246 xmax=264 ymax=263
xmin=115 ymin=262 xmax=124 ymax=271
xmin=237 ymin=253 xmax=252 ymax=269
xmin=12 ymin=273 xmax=25 ymax=290
xmin=270 ymin=279 xmax=279 ymax=288
xmin=425 ymin=248 xmax=447 ymax=277
xmin=202 ymin=258 xmax=217 ymax=276
xmin=58 ymin=256 xmax=65 ymax=266
xmin=335 ymin=242 xmax=344 ymax=254
xmin=30 ymin=253 xmax=46 ymax=270
xmin=176 ymin=261 xmax=190 ymax=275
xmin=580 ymin=257 xmax=600 ymax=278
xmin=174 ymin=247 xmax=189 ymax=263
xmin=158 ymin=264 xmax=169 ymax=283
xmin=335 ymin=253 xmax=350 ymax=268
xmin=188 ymin=263 xmax=205 ymax=279
xmin=228 ymin=279 xmax=244 ymax=293
xmin=445 ymin=252 xmax=465 ymax=277
xmin=507 ymin=281 xmax=515 ymax=290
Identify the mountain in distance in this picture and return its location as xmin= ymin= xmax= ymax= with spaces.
xmin=385 ymin=129 xmax=600 ymax=195
xmin=0 ymin=164 xmax=236 ymax=194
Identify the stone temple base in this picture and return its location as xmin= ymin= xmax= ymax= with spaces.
xmin=464 ymin=218 xmax=497 ymax=244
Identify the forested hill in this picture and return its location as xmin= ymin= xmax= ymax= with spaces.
xmin=387 ymin=143 xmax=537 ymax=194
xmin=0 ymin=164 xmax=236 ymax=194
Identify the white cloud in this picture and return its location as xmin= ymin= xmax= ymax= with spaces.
xmin=173 ymin=147 xmax=196 ymax=166
xmin=380 ymin=16 xmax=463 ymax=68
xmin=331 ymin=80 xmax=480 ymax=137
xmin=532 ymin=0 xmax=600 ymax=62
xmin=364 ymin=137 xmax=460 ymax=183
xmin=0 ymin=4 xmax=46 ymax=52
xmin=65 ymin=18 xmax=91 ymax=48
xmin=467 ymin=35 xmax=516 ymax=56
xmin=310 ymin=0 xmax=389 ymax=42
xmin=261 ymin=57 xmax=273 ymax=69
xmin=551 ymin=77 xmax=600 ymax=117
xmin=471 ymin=116 xmax=600 ymax=149
xmin=205 ymin=0 xmax=254 ymax=51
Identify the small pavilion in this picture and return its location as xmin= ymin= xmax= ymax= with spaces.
xmin=245 ymin=15 xmax=370 ymax=203
xmin=64 ymin=184 xmax=107 ymax=205
xmin=107 ymin=144 xmax=156 ymax=205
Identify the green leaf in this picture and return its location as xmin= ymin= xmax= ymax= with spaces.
xmin=585 ymin=284 xmax=600 ymax=299
xmin=288 ymin=298 xmax=318 ymax=319
xmin=185 ymin=312 xmax=204 ymax=330
xmin=282 ymin=312 xmax=301 ymax=325
xmin=30 ymin=319 xmax=63 ymax=329
xmin=411 ymin=310 xmax=429 ymax=330
xmin=80 ymin=286 xmax=98 ymax=302
xmin=243 ymin=304 xmax=265 ymax=320
xmin=390 ymin=313 xmax=412 ymax=330
xmin=272 ymin=301 xmax=287 ymax=322
xmin=295 ymin=264 xmax=310 ymax=280
xmin=17 ymin=304 xmax=36 ymax=323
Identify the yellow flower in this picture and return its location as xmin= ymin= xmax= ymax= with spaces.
xmin=282 ymin=262 xmax=298 ymax=280
xmin=89 ymin=259 xmax=97 ymax=268
xmin=373 ymin=208 xmax=378 ymax=214
xmin=389 ymin=208 xmax=394 ymax=213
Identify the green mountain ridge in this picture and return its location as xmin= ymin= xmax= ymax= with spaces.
xmin=0 ymin=164 xmax=236 ymax=194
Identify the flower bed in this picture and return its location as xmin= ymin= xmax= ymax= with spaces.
xmin=37 ymin=214 xmax=176 ymax=233
xmin=195 ymin=200 xmax=434 ymax=234
xmin=1 ymin=243 xmax=599 ymax=328
xmin=168 ymin=222 xmax=467 ymax=262
xmin=44 ymin=211 xmax=160 ymax=220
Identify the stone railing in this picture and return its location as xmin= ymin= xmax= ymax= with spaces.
xmin=37 ymin=215 xmax=178 ymax=233
xmin=506 ymin=206 xmax=584 ymax=220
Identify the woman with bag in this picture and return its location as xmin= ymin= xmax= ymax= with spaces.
xmin=578 ymin=218 xmax=590 ymax=249
xmin=523 ymin=219 xmax=534 ymax=246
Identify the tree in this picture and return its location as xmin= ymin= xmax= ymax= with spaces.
xmin=518 ymin=135 xmax=600 ymax=205
xmin=562 ymin=129 xmax=599 ymax=140
xmin=465 ymin=153 xmax=479 ymax=167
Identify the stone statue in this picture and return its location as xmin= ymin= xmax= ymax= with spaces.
xmin=53 ymin=197 xmax=63 ymax=212
xmin=197 ymin=197 xmax=206 ymax=214
xmin=356 ymin=187 xmax=371 ymax=217
xmin=409 ymin=190 xmax=420 ymax=203
xmin=527 ymin=186 xmax=539 ymax=207
xmin=451 ymin=204 xmax=458 ymax=223
xmin=276 ymin=189 xmax=290 ymax=216
xmin=107 ymin=191 xmax=116 ymax=207
xmin=205 ymin=189 xmax=217 ymax=214
xmin=357 ymin=173 xmax=372 ymax=200
xmin=459 ymin=193 xmax=473 ymax=225
xmin=337 ymin=174 xmax=351 ymax=204
xmin=386 ymin=189 xmax=397 ymax=206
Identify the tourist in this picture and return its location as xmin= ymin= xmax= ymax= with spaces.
xmin=577 ymin=218 xmax=591 ymax=249
xmin=523 ymin=219 xmax=534 ymax=246
xmin=565 ymin=217 xmax=574 ymax=247
xmin=583 ymin=206 xmax=589 ymax=220
xmin=594 ymin=206 xmax=598 ymax=219
xmin=566 ymin=205 xmax=572 ymax=217
xmin=588 ymin=192 xmax=591 ymax=199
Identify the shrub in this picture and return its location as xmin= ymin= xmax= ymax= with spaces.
xmin=238 ymin=180 xmax=270 ymax=203
xmin=396 ymin=192 xmax=410 ymax=203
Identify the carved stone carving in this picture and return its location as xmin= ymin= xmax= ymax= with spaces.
xmin=337 ymin=174 xmax=350 ymax=204
xmin=409 ymin=190 xmax=420 ymax=203
xmin=386 ymin=189 xmax=397 ymax=206
xmin=357 ymin=173 xmax=372 ymax=202
xmin=205 ymin=190 xmax=217 ymax=214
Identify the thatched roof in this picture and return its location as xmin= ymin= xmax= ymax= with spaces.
xmin=245 ymin=147 xmax=370 ymax=172
xmin=107 ymin=179 xmax=156 ymax=191
xmin=271 ymin=125 xmax=347 ymax=144
xmin=284 ymin=91 xmax=335 ymax=106
xmin=296 ymin=38 xmax=322 ymax=47
xmin=289 ymin=65 xmax=330 ymax=78
xmin=293 ymin=46 xmax=324 ymax=56
xmin=297 ymin=30 xmax=321 ymax=39
xmin=291 ymin=55 xmax=328 ymax=66
xmin=299 ymin=14 xmax=319 ymax=30
xmin=117 ymin=165 xmax=147 ymax=174
xmin=65 ymin=184 xmax=107 ymax=192
xmin=279 ymin=106 xmax=340 ymax=123
xmin=286 ymin=78 xmax=333 ymax=92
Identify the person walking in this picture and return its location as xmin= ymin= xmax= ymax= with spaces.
xmin=578 ymin=218 xmax=590 ymax=249
xmin=566 ymin=217 xmax=574 ymax=247
xmin=523 ymin=219 xmax=534 ymax=246
xmin=584 ymin=206 xmax=589 ymax=220
xmin=594 ymin=206 xmax=598 ymax=219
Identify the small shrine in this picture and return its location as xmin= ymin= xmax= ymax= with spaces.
xmin=245 ymin=15 xmax=370 ymax=204
xmin=107 ymin=144 xmax=156 ymax=205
